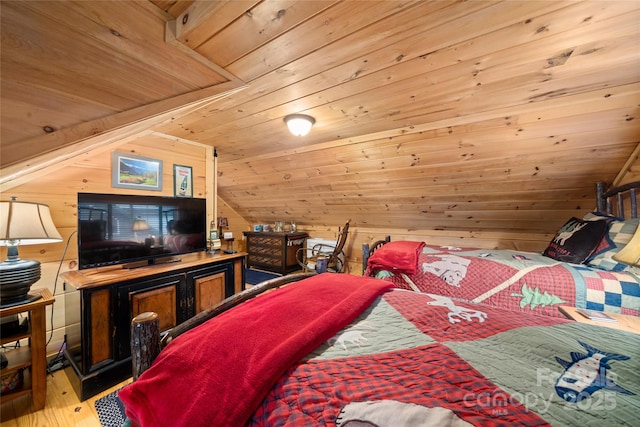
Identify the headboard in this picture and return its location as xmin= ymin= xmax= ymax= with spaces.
xmin=596 ymin=181 xmax=639 ymax=219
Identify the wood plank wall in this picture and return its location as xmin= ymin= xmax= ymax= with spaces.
xmin=3 ymin=135 xmax=638 ymax=357
xmin=2 ymin=135 xmax=212 ymax=356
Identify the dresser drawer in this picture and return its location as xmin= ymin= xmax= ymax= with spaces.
xmin=250 ymin=236 xmax=280 ymax=247
xmin=248 ymin=254 xmax=280 ymax=266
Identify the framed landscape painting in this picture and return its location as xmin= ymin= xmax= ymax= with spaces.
xmin=112 ymin=152 xmax=163 ymax=191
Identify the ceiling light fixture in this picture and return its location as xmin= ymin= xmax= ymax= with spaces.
xmin=284 ymin=114 xmax=315 ymax=136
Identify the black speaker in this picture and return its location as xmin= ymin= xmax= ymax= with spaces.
xmin=0 ymin=314 xmax=28 ymax=336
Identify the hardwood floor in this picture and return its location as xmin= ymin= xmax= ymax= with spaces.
xmin=1 ymin=368 xmax=130 ymax=426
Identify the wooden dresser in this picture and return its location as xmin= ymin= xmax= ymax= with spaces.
xmin=243 ymin=231 xmax=308 ymax=274
xmin=60 ymin=251 xmax=246 ymax=400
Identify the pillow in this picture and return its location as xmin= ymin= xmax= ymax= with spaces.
xmin=583 ymin=212 xmax=640 ymax=274
xmin=366 ymin=240 xmax=426 ymax=274
xmin=612 ymin=225 xmax=640 ymax=267
xmin=542 ymin=217 xmax=608 ymax=263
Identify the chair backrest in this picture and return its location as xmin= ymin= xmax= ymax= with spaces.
xmin=332 ymin=220 xmax=350 ymax=256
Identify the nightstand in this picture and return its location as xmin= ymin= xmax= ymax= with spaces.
xmin=1 ymin=288 xmax=55 ymax=409
xmin=558 ymin=306 xmax=639 ymax=334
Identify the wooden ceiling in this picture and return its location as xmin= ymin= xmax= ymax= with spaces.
xmin=1 ymin=1 xmax=639 ymax=235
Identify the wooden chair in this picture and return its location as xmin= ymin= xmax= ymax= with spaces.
xmin=296 ymin=220 xmax=350 ymax=273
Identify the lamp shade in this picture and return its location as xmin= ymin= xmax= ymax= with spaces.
xmin=132 ymin=218 xmax=150 ymax=232
xmin=0 ymin=199 xmax=62 ymax=307
xmin=284 ymin=114 xmax=315 ymax=136
xmin=0 ymin=199 xmax=63 ymax=245
xmin=613 ymin=224 xmax=640 ymax=266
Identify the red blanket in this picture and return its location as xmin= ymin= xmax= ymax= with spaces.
xmin=366 ymin=240 xmax=426 ymax=274
xmin=118 ymin=273 xmax=392 ymax=427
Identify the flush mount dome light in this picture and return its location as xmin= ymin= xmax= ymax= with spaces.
xmin=284 ymin=114 xmax=315 ymax=136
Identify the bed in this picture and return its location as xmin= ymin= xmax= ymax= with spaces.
xmin=363 ymin=182 xmax=640 ymax=319
xmin=118 ymin=273 xmax=640 ymax=426
xmin=117 ymin=181 xmax=640 ymax=426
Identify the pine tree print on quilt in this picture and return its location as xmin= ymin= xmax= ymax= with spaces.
xmin=511 ymin=283 xmax=564 ymax=310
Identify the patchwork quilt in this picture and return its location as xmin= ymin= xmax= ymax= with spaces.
xmin=251 ymin=289 xmax=639 ymax=426
xmin=366 ymin=243 xmax=640 ymax=318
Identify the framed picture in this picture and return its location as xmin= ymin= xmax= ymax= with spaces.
xmin=173 ymin=164 xmax=193 ymax=197
xmin=112 ymin=152 xmax=162 ymax=191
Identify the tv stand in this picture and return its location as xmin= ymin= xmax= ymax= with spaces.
xmin=60 ymin=251 xmax=246 ymax=400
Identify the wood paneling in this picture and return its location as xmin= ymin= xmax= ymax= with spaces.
xmin=0 ymin=134 xmax=213 ymax=357
xmin=0 ymin=1 xmax=639 ymax=295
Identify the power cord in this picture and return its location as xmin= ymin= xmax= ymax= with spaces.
xmin=47 ymin=340 xmax=67 ymax=374
xmin=45 ymin=230 xmax=76 ymax=374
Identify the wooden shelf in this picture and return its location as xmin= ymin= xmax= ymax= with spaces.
xmin=0 ymin=289 xmax=55 ymax=410
xmin=1 ymin=346 xmax=31 ymax=372
xmin=1 ymin=365 xmax=32 ymax=403
xmin=0 ymin=328 xmax=30 ymax=346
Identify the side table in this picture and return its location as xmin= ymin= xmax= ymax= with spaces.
xmin=1 ymin=288 xmax=55 ymax=409
xmin=558 ymin=306 xmax=639 ymax=334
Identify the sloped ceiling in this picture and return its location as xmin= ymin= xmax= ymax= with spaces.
xmin=1 ymin=1 xmax=639 ymax=234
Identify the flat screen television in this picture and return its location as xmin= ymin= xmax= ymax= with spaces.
xmin=77 ymin=193 xmax=207 ymax=270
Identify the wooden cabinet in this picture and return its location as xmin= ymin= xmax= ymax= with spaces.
xmin=243 ymin=231 xmax=308 ymax=274
xmin=60 ymin=251 xmax=245 ymax=400
xmin=0 ymin=289 xmax=55 ymax=410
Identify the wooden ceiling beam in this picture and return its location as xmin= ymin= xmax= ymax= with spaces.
xmin=0 ymin=81 xmax=246 ymax=192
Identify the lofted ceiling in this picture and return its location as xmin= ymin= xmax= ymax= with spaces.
xmin=1 ymin=0 xmax=639 ymax=235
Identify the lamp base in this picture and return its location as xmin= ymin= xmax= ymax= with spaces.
xmin=0 ymin=257 xmax=41 ymax=308
xmin=0 ymin=293 xmax=42 ymax=309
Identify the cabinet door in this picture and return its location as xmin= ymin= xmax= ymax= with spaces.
xmin=194 ymin=272 xmax=225 ymax=314
xmin=87 ymin=289 xmax=112 ymax=371
xmin=116 ymin=274 xmax=187 ymax=359
xmin=188 ymin=262 xmax=234 ymax=315
xmin=130 ymin=285 xmax=177 ymax=332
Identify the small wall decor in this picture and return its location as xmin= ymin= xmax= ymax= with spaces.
xmin=173 ymin=164 xmax=193 ymax=197
xmin=112 ymin=152 xmax=162 ymax=191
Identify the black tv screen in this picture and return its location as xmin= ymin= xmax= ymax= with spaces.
xmin=77 ymin=193 xmax=207 ymax=269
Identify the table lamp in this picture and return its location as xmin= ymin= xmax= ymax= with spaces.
xmin=0 ymin=198 xmax=62 ymax=308
xmin=132 ymin=217 xmax=150 ymax=242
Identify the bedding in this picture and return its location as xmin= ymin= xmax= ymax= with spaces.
xmin=582 ymin=213 xmax=640 ymax=274
xmin=365 ymin=239 xmax=425 ymax=274
xmin=119 ymin=274 xmax=393 ymax=426
xmin=365 ymin=242 xmax=640 ymax=318
xmin=119 ymin=274 xmax=639 ymax=426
